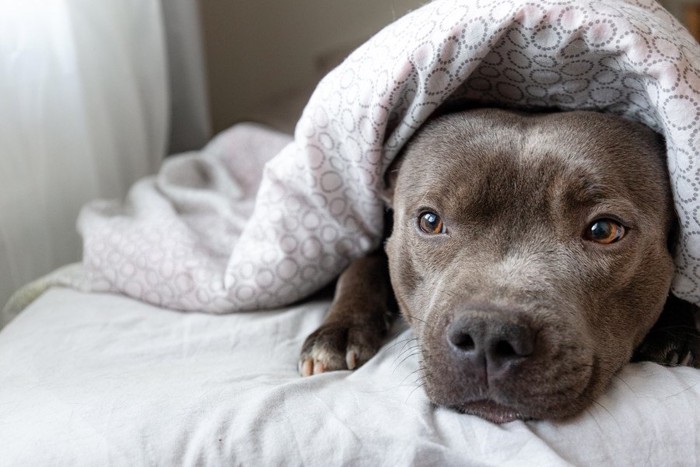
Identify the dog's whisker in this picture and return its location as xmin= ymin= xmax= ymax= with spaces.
xmin=397 ymin=337 xmax=419 ymax=354
xmin=394 ymin=339 xmax=419 ymax=355
xmin=581 ymin=395 xmax=621 ymax=431
xmin=402 ymin=310 xmax=428 ymax=326
xmin=395 ymin=348 xmax=420 ymax=365
xmin=405 ymin=381 xmax=427 ymax=403
xmin=398 ymin=368 xmax=424 ymax=386
xmin=610 ymin=374 xmax=636 ymax=394
xmin=393 ymin=350 xmax=422 ymax=371
xmin=582 ymin=406 xmax=606 ymax=434
xmin=385 ymin=336 xmax=418 ymax=353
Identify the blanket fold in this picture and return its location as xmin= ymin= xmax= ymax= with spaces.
xmin=79 ymin=0 xmax=700 ymax=312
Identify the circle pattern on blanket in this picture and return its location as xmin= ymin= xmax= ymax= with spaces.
xmin=79 ymin=0 xmax=700 ymax=312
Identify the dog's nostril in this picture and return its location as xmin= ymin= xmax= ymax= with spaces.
xmin=447 ymin=313 xmax=536 ymax=369
xmin=493 ymin=340 xmax=517 ymax=359
xmin=450 ymin=330 xmax=475 ymax=351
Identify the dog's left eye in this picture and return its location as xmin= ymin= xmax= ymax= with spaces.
xmin=418 ymin=211 xmax=447 ymax=235
xmin=584 ymin=219 xmax=626 ymax=244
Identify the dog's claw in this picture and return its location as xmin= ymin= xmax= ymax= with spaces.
xmin=313 ymin=361 xmax=326 ymax=374
xmin=300 ymin=359 xmax=313 ymax=377
xmin=680 ymin=351 xmax=693 ymax=367
xmin=299 ymin=358 xmax=328 ymax=376
xmin=346 ymin=350 xmax=358 ymax=370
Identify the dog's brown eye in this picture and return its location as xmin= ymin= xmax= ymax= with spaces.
xmin=585 ymin=219 xmax=626 ymax=244
xmin=418 ymin=211 xmax=446 ymax=235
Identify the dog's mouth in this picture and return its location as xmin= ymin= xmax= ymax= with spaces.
xmin=454 ymin=399 xmax=530 ymax=424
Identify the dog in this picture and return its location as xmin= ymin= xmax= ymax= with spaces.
xmin=299 ymin=108 xmax=700 ymax=423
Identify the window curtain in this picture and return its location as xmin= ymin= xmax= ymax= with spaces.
xmin=0 ymin=0 xmax=210 ymax=307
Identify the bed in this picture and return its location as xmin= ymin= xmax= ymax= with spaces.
xmin=1 ymin=286 xmax=699 ymax=465
xmin=3 ymin=0 xmax=700 ymax=465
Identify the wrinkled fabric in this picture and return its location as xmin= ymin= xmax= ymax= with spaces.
xmin=79 ymin=0 xmax=700 ymax=312
xmin=0 ymin=288 xmax=698 ymax=465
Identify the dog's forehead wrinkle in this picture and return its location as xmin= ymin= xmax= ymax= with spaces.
xmin=407 ymin=144 xmax=596 ymax=225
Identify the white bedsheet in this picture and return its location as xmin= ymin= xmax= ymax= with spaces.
xmin=1 ymin=288 xmax=698 ymax=466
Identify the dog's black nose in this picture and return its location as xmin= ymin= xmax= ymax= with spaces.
xmin=447 ymin=312 xmax=535 ymax=378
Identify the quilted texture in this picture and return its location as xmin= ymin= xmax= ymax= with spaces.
xmin=79 ymin=0 xmax=700 ymax=312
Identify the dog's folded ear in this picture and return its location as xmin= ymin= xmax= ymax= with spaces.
xmin=380 ymin=156 xmax=404 ymax=208
xmin=633 ymin=294 xmax=700 ymax=368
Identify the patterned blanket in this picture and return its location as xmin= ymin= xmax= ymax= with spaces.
xmin=78 ymin=0 xmax=700 ymax=312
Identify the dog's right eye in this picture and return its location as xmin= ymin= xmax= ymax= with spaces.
xmin=418 ymin=211 xmax=447 ymax=235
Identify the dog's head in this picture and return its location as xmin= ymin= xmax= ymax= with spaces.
xmin=384 ymin=108 xmax=676 ymax=422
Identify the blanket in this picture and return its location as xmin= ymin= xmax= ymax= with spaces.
xmin=77 ymin=0 xmax=700 ymax=313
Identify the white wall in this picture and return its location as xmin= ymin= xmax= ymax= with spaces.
xmin=199 ymin=0 xmax=426 ymax=132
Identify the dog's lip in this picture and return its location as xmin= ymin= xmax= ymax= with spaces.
xmin=456 ymin=399 xmax=529 ymax=424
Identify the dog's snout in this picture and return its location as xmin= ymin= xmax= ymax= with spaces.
xmin=447 ymin=312 xmax=535 ymax=378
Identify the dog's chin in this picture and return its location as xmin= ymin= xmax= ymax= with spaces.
xmin=453 ymin=399 xmax=531 ymax=424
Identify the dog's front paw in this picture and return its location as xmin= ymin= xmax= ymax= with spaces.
xmin=634 ymin=330 xmax=699 ymax=367
xmin=633 ymin=295 xmax=700 ymax=368
xmin=299 ymin=321 xmax=383 ymax=376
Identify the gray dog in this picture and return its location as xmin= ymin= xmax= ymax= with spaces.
xmin=299 ymin=108 xmax=700 ymax=423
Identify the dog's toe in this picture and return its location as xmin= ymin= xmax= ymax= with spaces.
xmin=344 ymin=326 xmax=380 ymax=369
xmin=298 ymin=349 xmax=343 ymax=377
xmin=299 ymin=322 xmax=382 ymax=376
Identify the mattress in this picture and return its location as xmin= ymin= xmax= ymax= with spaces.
xmin=1 ymin=287 xmax=698 ymax=466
